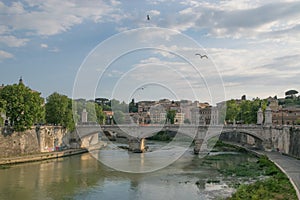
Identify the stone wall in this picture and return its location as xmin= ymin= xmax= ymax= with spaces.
xmin=37 ymin=126 xmax=69 ymax=152
xmin=289 ymin=127 xmax=300 ymax=158
xmin=270 ymin=127 xmax=290 ymax=154
xmin=0 ymin=127 xmax=39 ymax=157
xmin=0 ymin=126 xmax=71 ymax=158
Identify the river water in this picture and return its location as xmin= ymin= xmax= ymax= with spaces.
xmin=0 ymin=142 xmax=256 ymax=200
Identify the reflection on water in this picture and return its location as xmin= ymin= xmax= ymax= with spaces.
xmin=0 ymin=143 xmax=254 ymax=200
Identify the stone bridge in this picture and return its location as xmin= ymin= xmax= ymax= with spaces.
xmin=75 ymin=123 xmax=291 ymax=153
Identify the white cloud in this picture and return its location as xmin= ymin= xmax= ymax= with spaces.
xmin=0 ymin=50 xmax=14 ymax=61
xmin=0 ymin=35 xmax=29 ymax=47
xmin=0 ymin=0 xmax=122 ymax=36
xmin=49 ymin=47 xmax=60 ymax=52
xmin=40 ymin=43 xmax=48 ymax=48
xmin=148 ymin=10 xmax=160 ymax=16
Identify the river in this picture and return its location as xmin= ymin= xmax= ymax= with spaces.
xmin=0 ymin=142 xmax=258 ymax=200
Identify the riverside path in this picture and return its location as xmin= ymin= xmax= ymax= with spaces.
xmin=262 ymin=151 xmax=300 ymax=199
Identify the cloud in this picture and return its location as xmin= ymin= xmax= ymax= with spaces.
xmin=0 ymin=0 xmax=122 ymax=36
xmin=49 ymin=47 xmax=60 ymax=52
xmin=181 ymin=1 xmax=300 ymax=40
xmin=40 ymin=43 xmax=48 ymax=48
xmin=0 ymin=35 xmax=29 ymax=47
xmin=0 ymin=50 xmax=14 ymax=61
xmin=148 ymin=10 xmax=160 ymax=16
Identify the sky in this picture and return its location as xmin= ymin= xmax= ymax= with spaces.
xmin=1 ymin=0 xmax=300 ymax=104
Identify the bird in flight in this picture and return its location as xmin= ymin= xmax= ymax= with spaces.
xmin=147 ymin=15 xmax=150 ymax=20
xmin=195 ymin=53 xmax=208 ymax=59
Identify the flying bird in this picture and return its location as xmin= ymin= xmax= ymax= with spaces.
xmin=195 ymin=53 xmax=208 ymax=59
xmin=147 ymin=15 xmax=150 ymax=20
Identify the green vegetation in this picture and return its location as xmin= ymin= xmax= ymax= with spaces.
xmin=229 ymin=162 xmax=297 ymax=199
xmin=278 ymin=89 xmax=300 ymax=107
xmin=0 ymin=165 xmax=10 ymax=169
xmin=225 ymin=98 xmax=268 ymax=124
xmin=166 ymin=110 xmax=176 ymax=124
xmin=0 ymin=98 xmax=6 ymax=126
xmin=113 ymin=110 xmax=125 ymax=124
xmin=0 ymin=82 xmax=108 ymax=132
xmin=184 ymin=118 xmax=191 ymax=124
xmin=45 ymin=92 xmax=74 ymax=131
xmin=285 ymin=89 xmax=298 ymax=99
xmin=0 ymin=83 xmax=45 ymax=131
xmin=129 ymin=98 xmax=138 ymax=113
xmin=73 ymin=99 xmax=106 ymax=124
xmin=210 ymin=140 xmax=248 ymax=153
xmin=200 ymin=141 xmax=297 ymax=199
xmin=148 ymin=131 xmax=172 ymax=141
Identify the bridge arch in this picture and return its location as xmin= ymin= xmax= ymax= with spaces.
xmin=219 ymin=129 xmax=265 ymax=142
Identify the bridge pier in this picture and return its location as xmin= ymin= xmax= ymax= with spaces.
xmin=262 ymin=139 xmax=272 ymax=151
xmin=194 ymin=139 xmax=204 ymax=154
xmin=128 ymin=138 xmax=146 ymax=153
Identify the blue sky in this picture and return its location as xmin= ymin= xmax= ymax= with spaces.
xmin=1 ymin=0 xmax=300 ymax=104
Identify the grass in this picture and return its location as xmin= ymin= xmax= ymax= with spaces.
xmin=0 ymin=164 xmax=10 ymax=169
xmin=228 ymin=156 xmax=297 ymax=199
xmin=201 ymin=141 xmax=297 ymax=199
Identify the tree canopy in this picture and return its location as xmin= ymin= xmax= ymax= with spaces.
xmin=225 ymin=98 xmax=267 ymax=124
xmin=285 ymin=89 xmax=298 ymax=99
xmin=0 ymin=83 xmax=44 ymax=131
xmin=285 ymin=89 xmax=298 ymax=96
xmin=73 ymin=99 xmax=106 ymax=124
xmin=45 ymin=92 xmax=74 ymax=131
xmin=0 ymin=98 xmax=7 ymax=126
xmin=166 ymin=110 xmax=176 ymax=124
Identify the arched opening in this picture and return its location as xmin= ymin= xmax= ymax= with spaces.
xmin=218 ymin=130 xmax=264 ymax=150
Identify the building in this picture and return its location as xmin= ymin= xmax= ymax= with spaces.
xmin=149 ymin=104 xmax=166 ymax=124
xmin=104 ymin=111 xmax=114 ymax=124
xmin=174 ymin=112 xmax=185 ymax=124
xmin=191 ymin=105 xmax=220 ymax=125
xmin=272 ymin=107 xmax=300 ymax=125
xmin=267 ymin=96 xmax=279 ymax=111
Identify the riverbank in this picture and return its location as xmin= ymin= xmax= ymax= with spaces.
xmin=219 ymin=142 xmax=298 ymax=199
xmin=0 ymin=148 xmax=88 ymax=166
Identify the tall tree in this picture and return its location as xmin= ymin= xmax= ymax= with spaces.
xmin=113 ymin=110 xmax=125 ymax=124
xmin=225 ymin=100 xmax=240 ymax=122
xmin=0 ymin=99 xmax=7 ymax=126
xmin=166 ymin=110 xmax=176 ymax=124
xmin=285 ymin=89 xmax=298 ymax=99
xmin=73 ymin=99 xmax=106 ymax=124
xmin=45 ymin=92 xmax=74 ymax=131
xmin=0 ymin=83 xmax=45 ymax=131
xmin=95 ymin=103 xmax=106 ymax=124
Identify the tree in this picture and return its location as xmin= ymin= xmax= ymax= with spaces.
xmin=285 ymin=89 xmax=298 ymax=99
xmin=95 ymin=103 xmax=106 ymax=124
xmin=166 ymin=110 xmax=176 ymax=124
xmin=184 ymin=118 xmax=191 ymax=124
xmin=113 ymin=110 xmax=125 ymax=124
xmin=111 ymin=99 xmax=128 ymax=113
xmin=45 ymin=92 xmax=74 ymax=131
xmin=129 ymin=99 xmax=138 ymax=113
xmin=0 ymin=84 xmax=45 ymax=131
xmin=0 ymin=99 xmax=6 ymax=126
xmin=73 ymin=99 xmax=106 ymax=124
xmin=225 ymin=100 xmax=240 ymax=122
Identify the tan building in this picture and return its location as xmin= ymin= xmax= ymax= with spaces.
xmin=272 ymin=107 xmax=300 ymax=125
xmin=191 ymin=105 xmax=220 ymax=125
xmin=149 ymin=104 xmax=166 ymax=124
xmin=267 ymin=96 xmax=279 ymax=111
xmin=174 ymin=113 xmax=185 ymax=124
